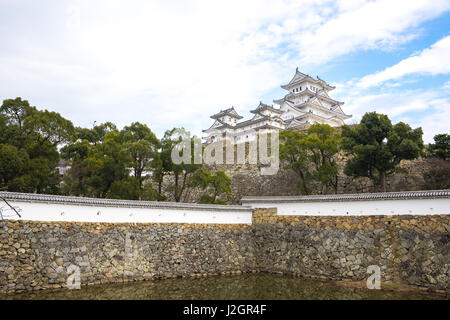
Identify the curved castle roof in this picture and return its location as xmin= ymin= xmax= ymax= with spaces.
xmin=210 ymin=107 xmax=243 ymax=120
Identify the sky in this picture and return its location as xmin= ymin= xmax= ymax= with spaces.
xmin=1 ymin=0 xmax=449 ymax=143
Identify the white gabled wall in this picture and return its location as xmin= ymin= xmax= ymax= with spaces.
xmin=244 ymin=198 xmax=450 ymax=216
xmin=2 ymin=201 xmax=253 ymax=224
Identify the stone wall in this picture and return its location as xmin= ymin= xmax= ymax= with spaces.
xmin=253 ymin=208 xmax=449 ymax=291
xmin=206 ymin=156 xmax=449 ymax=204
xmin=0 ymin=221 xmax=255 ymax=293
xmin=1 ymin=211 xmax=449 ymax=294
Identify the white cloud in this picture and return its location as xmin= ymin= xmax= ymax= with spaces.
xmin=443 ymin=81 xmax=450 ymax=90
xmin=295 ymin=0 xmax=450 ymax=64
xmin=0 ymin=0 xmax=449 ymax=138
xmin=358 ymin=35 xmax=450 ymax=88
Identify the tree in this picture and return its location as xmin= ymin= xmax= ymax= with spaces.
xmin=154 ymin=128 xmax=202 ymax=202
xmin=0 ymin=98 xmax=75 ymax=193
xmin=427 ymin=134 xmax=449 ymax=161
xmin=121 ymin=122 xmax=159 ymax=195
xmin=151 ymin=129 xmax=178 ymax=200
xmin=342 ymin=112 xmax=423 ymax=192
xmin=191 ymin=168 xmax=232 ymax=204
xmin=0 ymin=144 xmax=29 ymax=188
xmin=27 ymin=157 xmax=61 ymax=194
xmin=24 ymin=109 xmax=75 ymax=147
xmin=86 ymin=131 xmax=132 ymax=198
xmin=76 ymin=122 xmax=118 ymax=145
xmin=107 ymin=176 xmax=141 ymax=200
xmin=60 ymin=140 xmax=90 ymax=196
xmin=304 ymin=124 xmax=341 ymax=194
xmin=140 ymin=182 xmax=160 ymax=201
xmin=61 ymin=122 xmax=119 ymax=197
xmin=0 ymin=97 xmax=36 ymax=130
xmin=279 ymin=130 xmax=311 ymax=194
xmin=0 ymin=99 xmax=35 ymax=153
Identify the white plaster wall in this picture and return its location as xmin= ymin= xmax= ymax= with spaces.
xmin=1 ymin=201 xmax=253 ymax=224
xmin=321 ymin=100 xmax=331 ymax=108
xmin=244 ymin=198 xmax=450 ymax=216
xmin=313 ymin=108 xmax=328 ymax=118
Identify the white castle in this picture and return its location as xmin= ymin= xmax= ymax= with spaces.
xmin=203 ymin=68 xmax=351 ymax=143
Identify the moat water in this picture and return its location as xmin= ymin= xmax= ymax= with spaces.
xmin=1 ymin=274 xmax=448 ymax=300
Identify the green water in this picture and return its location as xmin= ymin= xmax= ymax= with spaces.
xmin=1 ymin=274 xmax=448 ymax=300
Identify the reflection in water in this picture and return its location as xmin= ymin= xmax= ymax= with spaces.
xmin=1 ymin=274 xmax=448 ymax=300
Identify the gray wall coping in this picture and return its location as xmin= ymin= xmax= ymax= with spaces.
xmin=0 ymin=192 xmax=252 ymax=212
xmin=241 ymin=189 xmax=450 ymax=203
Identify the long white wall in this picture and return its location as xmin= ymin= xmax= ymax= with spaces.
xmin=2 ymin=191 xmax=448 ymax=224
xmin=1 ymin=200 xmax=253 ymax=224
xmin=242 ymin=192 xmax=450 ymax=216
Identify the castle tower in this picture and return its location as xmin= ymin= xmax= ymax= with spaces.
xmin=202 ymin=107 xmax=243 ymax=143
xmin=274 ymin=69 xmax=352 ymax=129
xmin=203 ymin=69 xmax=352 ymax=143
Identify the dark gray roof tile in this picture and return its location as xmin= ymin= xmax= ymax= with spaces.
xmin=0 ymin=192 xmax=252 ymax=212
xmin=241 ymin=190 xmax=450 ymax=203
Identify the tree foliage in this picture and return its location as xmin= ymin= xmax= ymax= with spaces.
xmin=279 ymin=130 xmax=311 ymax=194
xmin=304 ymin=124 xmax=341 ymax=194
xmin=121 ymin=122 xmax=159 ymax=191
xmin=161 ymin=128 xmax=202 ymax=202
xmin=279 ymin=124 xmax=341 ymax=194
xmin=192 ymin=168 xmax=232 ymax=204
xmin=342 ymin=112 xmax=423 ymax=192
xmin=0 ymin=97 xmax=74 ymax=193
xmin=427 ymin=134 xmax=449 ymax=161
xmin=86 ymin=131 xmax=132 ymax=198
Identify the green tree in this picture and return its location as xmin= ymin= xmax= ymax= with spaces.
xmin=161 ymin=128 xmax=202 ymax=202
xmin=140 ymin=182 xmax=160 ymax=201
xmin=76 ymin=122 xmax=118 ymax=145
xmin=121 ymin=122 xmax=159 ymax=195
xmin=151 ymin=129 xmax=178 ymax=200
xmin=107 ymin=176 xmax=141 ymax=200
xmin=0 ymin=144 xmax=29 ymax=188
xmin=61 ymin=122 xmax=118 ymax=197
xmin=0 ymin=97 xmax=36 ymax=130
xmin=0 ymin=99 xmax=35 ymax=151
xmin=86 ymin=131 xmax=132 ymax=198
xmin=24 ymin=109 xmax=75 ymax=147
xmin=0 ymin=98 xmax=75 ymax=193
xmin=279 ymin=130 xmax=311 ymax=194
xmin=427 ymin=134 xmax=449 ymax=161
xmin=304 ymin=124 xmax=341 ymax=194
xmin=342 ymin=112 xmax=423 ymax=192
xmin=60 ymin=140 xmax=90 ymax=196
xmin=191 ymin=168 xmax=232 ymax=204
